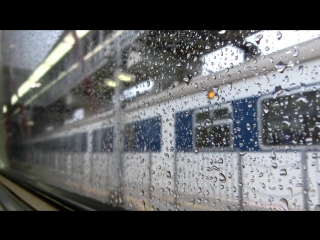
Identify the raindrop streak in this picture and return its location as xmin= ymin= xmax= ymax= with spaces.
xmin=219 ymin=173 xmax=226 ymax=183
xmin=207 ymin=166 xmax=220 ymax=172
xmin=279 ymin=198 xmax=289 ymax=211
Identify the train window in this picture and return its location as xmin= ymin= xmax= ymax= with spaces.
xmin=92 ymin=130 xmax=100 ymax=152
xmin=92 ymin=128 xmax=113 ymax=152
xmin=81 ymin=132 xmax=87 ymax=152
xmin=102 ymin=128 xmax=113 ymax=152
xmin=260 ymin=89 xmax=320 ymax=147
xmin=124 ymin=117 xmax=161 ymax=152
xmin=193 ymin=107 xmax=233 ymax=150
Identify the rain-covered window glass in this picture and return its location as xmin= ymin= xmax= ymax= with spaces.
xmin=2 ymin=30 xmax=320 ymax=211
xmin=261 ymin=90 xmax=320 ymax=146
xmin=194 ymin=108 xmax=232 ymax=148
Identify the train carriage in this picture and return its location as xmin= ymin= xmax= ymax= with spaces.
xmin=6 ymin=30 xmax=320 ymax=211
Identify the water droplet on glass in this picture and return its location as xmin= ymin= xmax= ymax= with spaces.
xmin=298 ymin=115 xmax=304 ymax=122
xmin=262 ymin=104 xmax=269 ymax=113
xmin=183 ymin=76 xmax=190 ymax=85
xmin=215 ymin=158 xmax=223 ymax=164
xmin=219 ymin=173 xmax=226 ymax=183
xmin=280 ymin=169 xmax=287 ymax=176
xmin=273 ymin=89 xmax=283 ymax=99
xmin=272 ymin=162 xmax=278 ymax=169
xmin=259 ymin=172 xmax=263 ymax=177
xmin=279 ymin=198 xmax=289 ymax=211
xmin=300 ymin=82 xmax=306 ymax=90
xmin=140 ymin=190 xmax=144 ymax=196
xmin=166 ymin=171 xmax=171 ymax=178
xmin=218 ymin=30 xmax=226 ymax=34
xmin=270 ymin=151 xmax=276 ymax=160
xmin=293 ymin=48 xmax=299 ymax=57
xmin=265 ymin=46 xmax=270 ymax=51
xmin=275 ymin=61 xmax=287 ymax=73
xmin=309 ymin=189 xmax=316 ymax=197
xmin=298 ymin=66 xmax=304 ymax=75
xmin=306 ymin=137 xmax=313 ymax=145
xmin=254 ymin=34 xmax=263 ymax=44
xmin=277 ymin=31 xmax=282 ymax=40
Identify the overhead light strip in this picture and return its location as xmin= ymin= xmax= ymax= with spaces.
xmin=13 ymin=30 xmax=90 ymax=106
xmin=24 ymin=30 xmax=125 ymax=107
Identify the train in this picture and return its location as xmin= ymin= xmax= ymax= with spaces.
xmin=7 ymin=30 xmax=320 ymax=211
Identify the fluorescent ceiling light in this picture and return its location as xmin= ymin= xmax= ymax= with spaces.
xmin=76 ymin=30 xmax=90 ymax=39
xmin=27 ymin=121 xmax=34 ymax=126
xmin=115 ymin=72 xmax=135 ymax=82
xmin=44 ymin=42 xmax=73 ymax=66
xmin=24 ymin=30 xmax=124 ymax=108
xmin=11 ymin=94 xmax=18 ymax=105
xmin=3 ymin=105 xmax=7 ymax=114
xmin=105 ymin=79 xmax=117 ymax=87
xmin=14 ymin=30 xmax=91 ymax=105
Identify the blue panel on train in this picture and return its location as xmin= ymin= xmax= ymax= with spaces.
xmin=124 ymin=117 xmax=161 ymax=152
xmin=175 ymin=110 xmax=194 ymax=151
xmin=92 ymin=130 xmax=98 ymax=152
xmin=81 ymin=132 xmax=88 ymax=152
xmin=232 ymin=97 xmax=259 ymax=151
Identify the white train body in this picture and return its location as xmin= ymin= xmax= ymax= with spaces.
xmin=13 ymin=30 xmax=320 ymax=211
